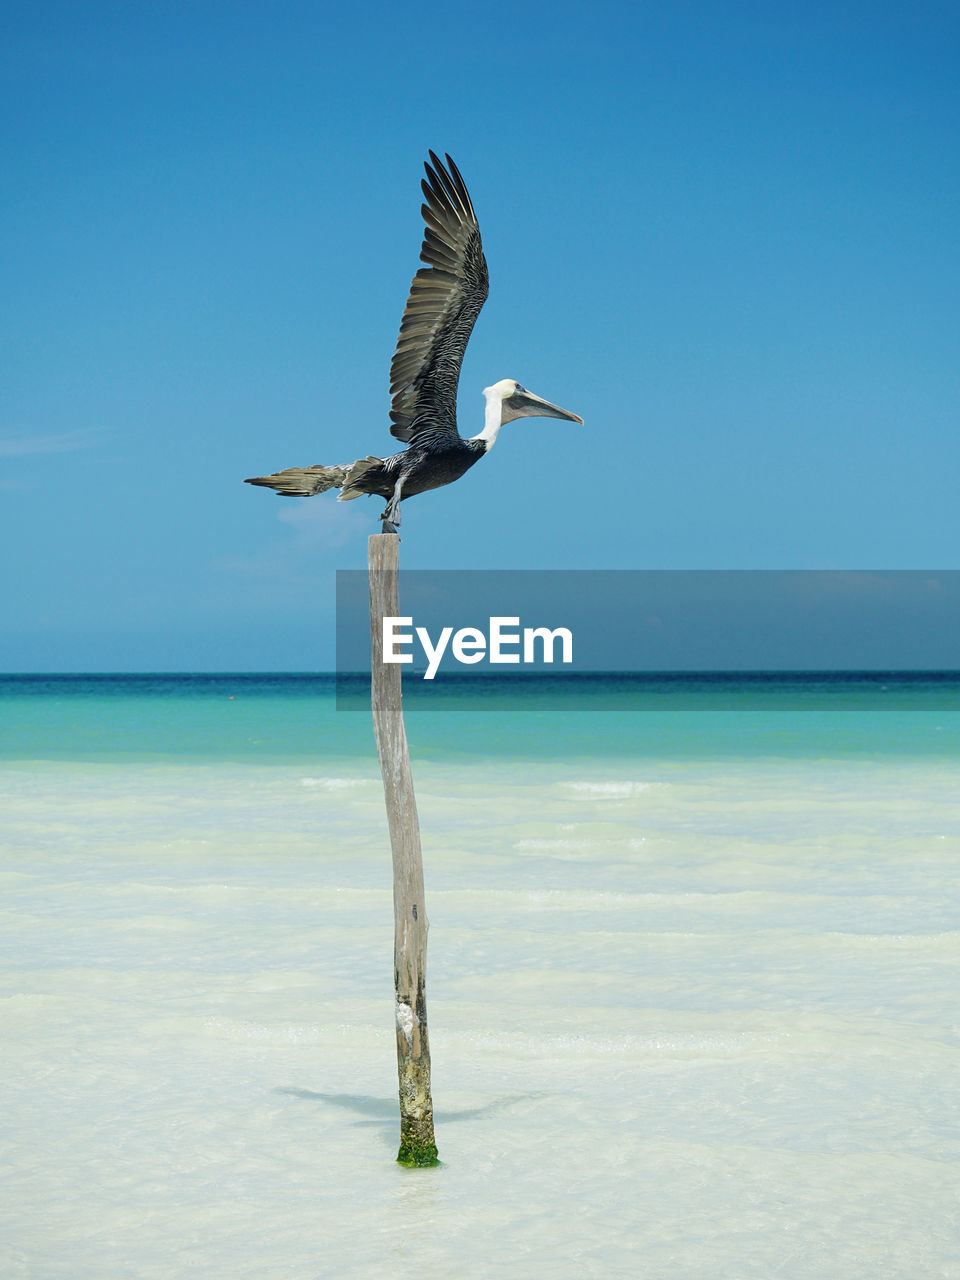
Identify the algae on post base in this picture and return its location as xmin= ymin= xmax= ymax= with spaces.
xmin=397 ymin=1117 xmax=440 ymax=1168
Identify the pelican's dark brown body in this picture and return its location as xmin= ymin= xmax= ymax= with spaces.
xmin=369 ymin=437 xmax=487 ymax=500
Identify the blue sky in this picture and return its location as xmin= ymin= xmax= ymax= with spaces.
xmin=2 ymin=0 xmax=957 ymax=670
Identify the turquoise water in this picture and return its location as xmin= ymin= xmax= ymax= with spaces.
xmin=3 ymin=674 xmax=960 ymax=1277
xmin=2 ymin=672 xmax=959 ymax=761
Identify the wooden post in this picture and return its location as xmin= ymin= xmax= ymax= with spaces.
xmin=368 ymin=533 xmax=439 ymax=1167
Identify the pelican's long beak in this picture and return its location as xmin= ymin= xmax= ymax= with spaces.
xmin=502 ymin=388 xmax=584 ymax=424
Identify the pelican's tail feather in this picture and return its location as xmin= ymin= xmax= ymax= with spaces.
xmin=244 ymin=463 xmax=351 ymax=497
xmin=338 ymin=456 xmax=385 ymax=501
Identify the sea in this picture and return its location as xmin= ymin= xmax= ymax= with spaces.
xmin=2 ymin=673 xmax=959 ymax=1279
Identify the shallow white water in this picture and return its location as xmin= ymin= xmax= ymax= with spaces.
xmin=2 ymin=756 xmax=959 ymax=1278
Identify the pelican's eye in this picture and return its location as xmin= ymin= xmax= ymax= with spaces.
xmin=515 ymin=383 xmax=525 ymax=392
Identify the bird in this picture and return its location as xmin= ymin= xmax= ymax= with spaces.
xmin=244 ymin=151 xmax=582 ymax=534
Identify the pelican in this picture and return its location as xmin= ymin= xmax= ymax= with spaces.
xmin=245 ymin=152 xmax=582 ymax=533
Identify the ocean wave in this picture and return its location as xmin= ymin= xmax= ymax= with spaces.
xmin=299 ymin=777 xmax=370 ymax=789
xmin=202 ymin=1017 xmax=325 ymax=1045
xmin=514 ymin=838 xmax=595 ymax=851
xmin=452 ymin=1027 xmax=779 ymax=1058
xmin=562 ymin=781 xmax=658 ymax=798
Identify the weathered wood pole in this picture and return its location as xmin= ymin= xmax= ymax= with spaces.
xmin=368 ymin=533 xmax=439 ymax=1167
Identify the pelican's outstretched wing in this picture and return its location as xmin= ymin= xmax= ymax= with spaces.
xmin=388 ymin=152 xmax=489 ymax=444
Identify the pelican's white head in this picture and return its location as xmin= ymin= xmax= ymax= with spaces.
xmin=473 ymin=379 xmax=583 ymax=449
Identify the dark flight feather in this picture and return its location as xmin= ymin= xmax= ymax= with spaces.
xmin=388 ymin=152 xmax=489 ymax=444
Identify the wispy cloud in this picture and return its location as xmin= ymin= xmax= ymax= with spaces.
xmin=274 ymin=497 xmax=371 ymax=545
xmin=220 ymin=496 xmax=372 ymax=583
xmin=0 ymin=427 xmax=104 ymax=458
